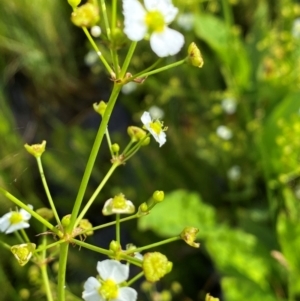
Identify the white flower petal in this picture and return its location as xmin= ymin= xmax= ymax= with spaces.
xmin=123 ymin=0 xmax=147 ymax=41
xmin=114 ymin=287 xmax=138 ymax=301
xmin=5 ymin=222 xmax=30 ymax=234
xmin=82 ymin=277 xmax=101 ymax=301
xmin=150 ymin=27 xmax=184 ymax=57
xmin=97 ymin=260 xmax=129 ymax=283
xmin=141 ymin=112 xmax=152 ymax=126
xmin=20 ymin=205 xmax=33 ymax=221
xmin=144 ymin=0 xmax=178 ymax=23
xmin=0 ymin=213 xmax=12 ymax=232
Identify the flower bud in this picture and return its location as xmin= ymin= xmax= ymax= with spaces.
xmin=36 ymin=208 xmax=54 ymax=221
xmin=141 ymin=136 xmax=151 ymax=146
xmin=11 ymin=243 xmax=36 ymax=266
xmin=24 ymin=140 xmax=46 ymax=158
xmin=127 ymin=126 xmax=147 ymax=142
xmin=180 ymin=227 xmax=200 ymax=248
xmin=205 ymin=293 xmax=220 ymax=301
xmin=143 ymin=252 xmax=172 ymax=282
xmin=187 ymin=42 xmax=204 ymax=68
xmin=153 ymin=190 xmax=164 ymax=202
xmin=79 ymin=219 xmax=93 ymax=236
xmin=71 ymin=3 xmax=100 ymax=28
xmin=61 ymin=214 xmax=71 ymax=228
xmin=91 ymin=25 xmax=101 ymax=37
xmin=93 ymin=101 xmax=107 ymax=116
xmin=109 ymin=240 xmax=121 ymax=253
xmin=111 ymin=143 xmax=120 ymax=153
xmin=68 ymin=0 xmax=81 ymax=9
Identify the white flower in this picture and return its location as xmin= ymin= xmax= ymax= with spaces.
xmin=0 ymin=205 xmax=33 ymax=234
xmin=292 ymin=18 xmax=300 ymax=38
xmin=227 ymin=165 xmax=241 ymax=181
xmin=148 ymin=105 xmax=164 ymax=119
xmin=216 ymin=125 xmax=233 ymax=140
xmin=221 ymin=98 xmax=237 ymax=114
xmin=122 ymin=0 xmax=184 ymax=57
xmin=141 ymin=111 xmax=166 ymax=147
xmin=91 ymin=26 xmax=102 ymax=37
xmin=102 ymin=194 xmax=135 ymax=216
xmin=122 ymin=82 xmax=137 ymax=95
xmin=177 ymin=13 xmax=194 ymax=31
xmin=82 ymin=259 xmax=137 ymax=301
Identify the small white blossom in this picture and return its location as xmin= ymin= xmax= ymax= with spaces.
xmin=82 ymin=259 xmax=137 ymax=301
xmin=292 ymin=18 xmax=300 ymax=38
xmin=91 ymin=25 xmax=102 ymax=37
xmin=221 ymin=98 xmax=237 ymax=115
xmin=122 ymin=0 xmax=184 ymax=57
xmin=216 ymin=125 xmax=233 ymax=140
xmin=122 ymin=82 xmax=138 ymax=94
xmin=148 ymin=105 xmax=164 ymax=119
xmin=102 ymin=194 xmax=135 ymax=216
xmin=227 ymin=165 xmax=241 ymax=181
xmin=0 ymin=205 xmax=33 ymax=234
xmin=141 ymin=111 xmax=166 ymax=147
xmin=177 ymin=13 xmax=194 ymax=31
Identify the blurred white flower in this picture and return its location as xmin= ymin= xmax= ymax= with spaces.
xmin=141 ymin=111 xmax=167 ymax=147
xmin=122 ymin=82 xmax=138 ymax=94
xmin=0 ymin=205 xmax=33 ymax=234
xmin=177 ymin=13 xmax=194 ymax=31
xmin=122 ymin=0 xmax=184 ymax=57
xmin=227 ymin=165 xmax=241 ymax=181
xmin=216 ymin=125 xmax=233 ymax=140
xmin=148 ymin=105 xmax=164 ymax=119
xmin=292 ymin=18 xmax=300 ymax=38
xmin=91 ymin=25 xmax=102 ymax=37
xmin=221 ymin=98 xmax=237 ymax=114
xmin=102 ymin=194 xmax=135 ymax=215
xmin=84 ymin=50 xmax=98 ymax=66
xmin=82 ymin=259 xmax=137 ymax=301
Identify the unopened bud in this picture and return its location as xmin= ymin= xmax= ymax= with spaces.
xmin=68 ymin=0 xmax=81 ymax=8
xmin=153 ymin=190 xmax=164 ymax=202
xmin=93 ymin=100 xmax=107 ymax=116
xmin=187 ymin=42 xmax=204 ymax=68
xmin=71 ymin=3 xmax=99 ymax=28
xmin=79 ymin=219 xmax=93 ymax=236
xmin=24 ymin=141 xmax=46 ymax=158
xmin=180 ymin=227 xmax=200 ymax=248
xmin=111 ymin=143 xmax=120 ymax=153
xmin=127 ymin=126 xmax=147 ymax=142
xmin=36 ymin=208 xmax=54 ymax=221
xmin=61 ymin=214 xmax=71 ymax=228
xmin=205 ymin=293 xmax=220 ymax=301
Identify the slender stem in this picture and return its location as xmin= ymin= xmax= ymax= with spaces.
xmin=40 ymin=232 xmax=54 ymax=301
xmin=105 ymin=128 xmax=114 ymax=157
xmin=132 ymin=59 xmax=185 ymax=79
xmin=127 ymin=271 xmax=144 ymax=286
xmin=129 ymin=58 xmax=162 ymax=81
xmin=116 ymin=214 xmax=120 ymax=243
xmin=14 ymin=231 xmax=24 ymax=244
xmin=57 ymin=243 xmax=69 ymax=301
xmin=82 ymin=27 xmax=114 ymax=76
xmin=35 ymin=239 xmax=65 ymax=253
xmin=71 ymin=239 xmax=112 ymax=256
xmin=0 ymin=187 xmax=61 ymax=236
xmin=68 ymin=83 xmax=122 ymax=231
xmin=111 ymin=0 xmax=117 ymax=33
xmin=74 ymin=162 xmax=120 ymax=228
xmin=120 ymin=42 xmax=137 ymax=78
xmin=20 ymin=228 xmax=30 ymax=243
xmin=36 ymin=157 xmax=60 ymax=225
xmin=123 ymin=236 xmax=181 ymax=255
xmin=100 ymin=0 xmax=111 ymax=39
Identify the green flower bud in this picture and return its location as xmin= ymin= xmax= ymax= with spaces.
xmin=93 ymin=100 xmax=107 ymax=116
xmin=141 ymin=136 xmax=151 ymax=146
xmin=111 ymin=143 xmax=120 ymax=153
xmin=71 ymin=3 xmax=99 ymax=28
xmin=109 ymin=240 xmax=121 ymax=253
xmin=11 ymin=243 xmax=36 ymax=266
xmin=61 ymin=214 xmax=71 ymax=228
xmin=127 ymin=126 xmax=147 ymax=142
xmin=68 ymin=0 xmax=81 ymax=9
xmin=153 ymin=190 xmax=164 ymax=202
xmin=205 ymin=293 xmax=220 ymax=301
xmin=187 ymin=42 xmax=204 ymax=68
xmin=79 ymin=219 xmax=93 ymax=236
xmin=19 ymin=288 xmax=30 ymax=300
xmin=143 ymin=252 xmax=172 ymax=282
xmin=180 ymin=227 xmax=200 ymax=248
xmin=36 ymin=208 xmax=54 ymax=221
xmin=24 ymin=140 xmax=46 ymax=158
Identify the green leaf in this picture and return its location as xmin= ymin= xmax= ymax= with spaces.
xmin=138 ymin=189 xmax=216 ymax=238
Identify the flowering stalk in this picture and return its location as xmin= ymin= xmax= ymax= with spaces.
xmin=120 ymin=41 xmax=138 ymax=78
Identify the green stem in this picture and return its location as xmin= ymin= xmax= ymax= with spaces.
xmin=120 ymin=41 xmax=137 ymax=78
xmin=126 ymin=271 xmax=144 ymax=286
xmin=100 ymin=0 xmax=111 ymax=39
xmin=68 ymin=83 xmax=122 ymax=231
xmin=20 ymin=228 xmax=30 ymax=243
xmin=0 ymin=187 xmax=61 ymax=236
xmin=71 ymin=239 xmax=112 ymax=256
xmin=111 ymin=0 xmax=117 ymax=33
xmin=57 ymin=243 xmax=69 ymax=301
xmin=116 ymin=214 xmax=120 ymax=243
xmin=123 ymin=236 xmax=181 ymax=255
xmin=35 ymin=239 xmax=65 ymax=253
xmin=36 ymin=157 xmax=60 ymax=225
xmin=105 ymin=128 xmax=114 ymax=157
xmin=128 ymin=58 xmax=162 ymax=82
xmin=131 ymin=59 xmax=185 ymax=79
xmin=74 ymin=162 xmax=120 ymax=228
xmin=82 ymin=27 xmax=114 ymax=76
xmin=40 ymin=232 xmax=54 ymax=301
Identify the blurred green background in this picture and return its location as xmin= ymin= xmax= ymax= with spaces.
xmin=1 ymin=0 xmax=300 ymax=300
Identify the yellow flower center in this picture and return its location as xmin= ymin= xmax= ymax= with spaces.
xmin=149 ymin=121 xmax=162 ymax=134
xmin=145 ymin=11 xmax=165 ymax=33
xmin=9 ymin=212 xmax=23 ymax=225
xmin=112 ymin=194 xmax=126 ymax=209
xmin=98 ymin=279 xmax=119 ymax=300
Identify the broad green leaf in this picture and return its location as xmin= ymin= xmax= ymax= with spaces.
xmin=138 ymin=189 xmax=216 ymax=238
